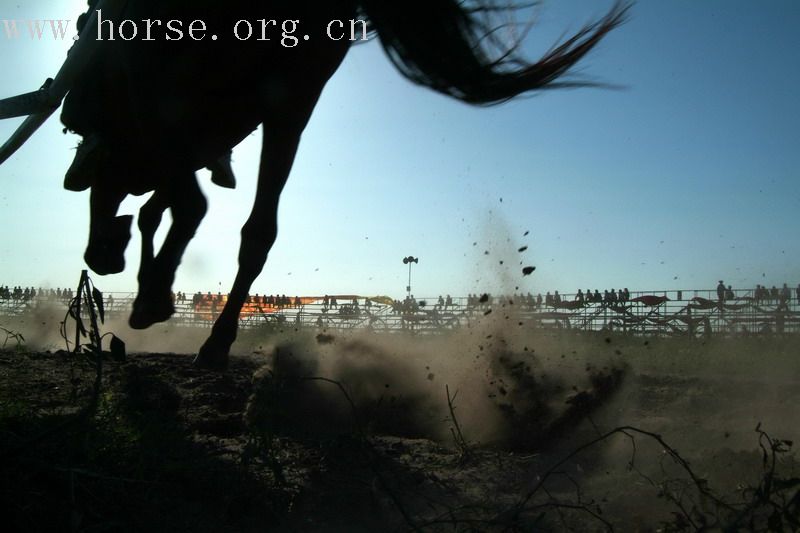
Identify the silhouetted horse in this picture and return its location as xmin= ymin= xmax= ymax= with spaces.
xmin=0 ymin=0 xmax=628 ymax=369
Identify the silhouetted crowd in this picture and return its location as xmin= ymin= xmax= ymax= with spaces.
xmin=391 ymin=296 xmax=421 ymax=315
xmin=4 ymin=283 xmax=799 ymax=313
xmin=0 ymin=286 xmax=74 ymax=302
xmin=751 ymin=283 xmax=795 ymax=304
xmin=717 ymin=280 xmax=798 ymax=306
xmin=182 ymin=291 xmax=305 ymax=309
xmin=568 ymin=288 xmax=631 ymax=305
xmin=394 ymin=289 xmax=632 ymax=313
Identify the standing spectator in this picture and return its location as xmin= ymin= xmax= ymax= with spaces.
xmin=780 ymin=283 xmax=790 ymax=304
xmin=758 ymin=285 xmax=768 ymax=301
xmin=716 ymin=280 xmax=726 ymax=302
xmin=725 ymin=285 xmax=735 ymax=301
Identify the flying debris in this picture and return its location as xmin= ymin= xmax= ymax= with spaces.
xmin=522 ymin=266 xmax=536 ymax=276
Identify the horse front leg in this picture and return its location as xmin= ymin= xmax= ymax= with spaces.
xmin=84 ymin=183 xmax=131 ymax=275
xmin=136 ymin=190 xmax=169 ymax=286
xmin=129 ymin=172 xmax=206 ymax=329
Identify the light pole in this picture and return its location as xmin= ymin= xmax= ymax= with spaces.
xmin=402 ymin=255 xmax=418 ymax=297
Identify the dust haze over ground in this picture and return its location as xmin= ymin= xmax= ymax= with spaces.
xmin=234 ymin=320 xmax=800 ymax=452
xmin=241 ymin=317 xmax=625 ymax=449
xmin=9 ymin=297 xmax=799 ymax=454
xmin=6 ymin=303 xmax=217 ymax=354
xmin=8 ymin=296 xmax=629 ymax=449
xmin=4 ymin=296 xmax=800 ymax=529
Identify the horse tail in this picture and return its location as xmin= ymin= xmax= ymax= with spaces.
xmin=359 ymin=0 xmax=630 ymax=105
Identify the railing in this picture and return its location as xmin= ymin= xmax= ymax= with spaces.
xmin=1 ymin=288 xmax=798 ymax=337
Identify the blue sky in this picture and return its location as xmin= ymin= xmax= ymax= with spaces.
xmin=0 ymin=0 xmax=798 ymax=299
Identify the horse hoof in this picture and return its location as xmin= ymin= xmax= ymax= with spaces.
xmin=84 ymin=215 xmax=133 ymax=275
xmin=85 ymin=246 xmax=125 ymax=275
xmin=129 ymin=293 xmax=174 ymax=329
xmin=208 ymin=151 xmax=236 ymax=189
xmin=193 ymin=341 xmax=229 ymax=371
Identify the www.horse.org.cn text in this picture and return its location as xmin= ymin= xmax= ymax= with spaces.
xmin=94 ymin=10 xmax=370 ymax=46
xmin=1 ymin=10 xmax=371 ymax=46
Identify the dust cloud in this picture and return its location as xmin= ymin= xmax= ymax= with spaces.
xmin=4 ymin=299 xmax=628 ymax=449
xmin=62 ymin=313 xmax=800 ymax=448
xmin=238 ymin=310 xmax=628 ymax=450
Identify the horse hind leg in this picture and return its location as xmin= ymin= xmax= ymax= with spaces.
xmin=84 ymin=183 xmax=132 ymax=275
xmin=194 ymin=35 xmax=351 ymax=370
xmin=194 ymin=102 xmax=319 ymax=370
xmin=129 ymin=171 xmax=206 ymax=329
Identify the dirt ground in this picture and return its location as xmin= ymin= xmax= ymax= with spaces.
xmin=1 ymin=324 xmax=799 ymax=531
